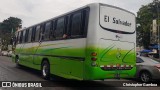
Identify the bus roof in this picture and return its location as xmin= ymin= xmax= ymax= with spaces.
xmin=18 ymin=3 xmax=135 ymax=32
xmin=99 ymin=3 xmax=135 ymax=16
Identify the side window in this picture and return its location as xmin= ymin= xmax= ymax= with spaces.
xmin=35 ymin=25 xmax=41 ymax=42
xmin=50 ymin=21 xmax=55 ymax=40
xmin=25 ymin=29 xmax=29 ymax=42
xmin=22 ymin=30 xmax=26 ymax=43
xmin=40 ymin=24 xmax=45 ymax=41
xmin=17 ymin=32 xmax=20 ymax=44
xmin=32 ymin=27 xmax=36 ymax=42
xmin=55 ymin=17 xmax=65 ymax=39
xmin=19 ymin=31 xmax=23 ymax=43
xmin=28 ymin=28 xmax=32 ymax=42
xmin=136 ymin=57 xmax=144 ymax=63
xmin=44 ymin=22 xmax=51 ymax=41
xmin=69 ymin=8 xmax=89 ymax=38
xmin=71 ymin=12 xmax=82 ymax=37
xmin=82 ymin=8 xmax=89 ymax=37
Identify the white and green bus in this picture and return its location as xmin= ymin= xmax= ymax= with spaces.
xmin=12 ymin=3 xmax=136 ymax=80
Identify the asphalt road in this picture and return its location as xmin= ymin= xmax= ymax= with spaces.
xmin=0 ymin=56 xmax=160 ymax=90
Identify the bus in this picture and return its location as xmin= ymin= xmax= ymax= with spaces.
xmin=12 ymin=3 xmax=136 ymax=80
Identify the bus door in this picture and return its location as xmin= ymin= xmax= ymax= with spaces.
xmin=32 ymin=25 xmax=44 ymax=66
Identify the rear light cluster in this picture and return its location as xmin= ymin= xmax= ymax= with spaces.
xmin=91 ymin=52 xmax=97 ymax=56
xmin=91 ymin=52 xmax=97 ymax=66
xmin=91 ymin=57 xmax=97 ymax=61
xmin=91 ymin=52 xmax=97 ymax=61
xmin=154 ymin=64 xmax=160 ymax=69
xmin=100 ymin=64 xmax=133 ymax=70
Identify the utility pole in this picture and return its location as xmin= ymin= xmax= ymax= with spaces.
xmin=158 ymin=1 xmax=160 ymax=59
xmin=156 ymin=0 xmax=160 ymax=59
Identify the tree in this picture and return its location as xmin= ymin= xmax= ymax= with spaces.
xmin=137 ymin=0 xmax=160 ymax=49
xmin=0 ymin=17 xmax=22 ymax=50
xmin=1 ymin=17 xmax=22 ymax=33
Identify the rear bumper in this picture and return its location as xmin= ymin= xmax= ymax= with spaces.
xmin=84 ymin=66 xmax=136 ymax=80
xmin=151 ymin=69 xmax=160 ymax=79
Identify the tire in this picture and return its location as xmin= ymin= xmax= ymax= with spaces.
xmin=140 ymin=71 xmax=151 ymax=83
xmin=41 ymin=60 xmax=50 ymax=80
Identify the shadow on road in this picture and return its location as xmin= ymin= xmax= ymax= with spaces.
xmin=16 ymin=65 xmax=122 ymax=89
xmin=15 ymin=65 xmax=160 ymax=90
xmin=16 ymin=65 xmax=43 ymax=79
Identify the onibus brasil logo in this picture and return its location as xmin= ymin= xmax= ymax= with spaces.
xmin=1 ymin=82 xmax=42 ymax=87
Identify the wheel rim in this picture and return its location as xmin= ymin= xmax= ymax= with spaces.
xmin=42 ymin=64 xmax=49 ymax=77
xmin=141 ymin=73 xmax=150 ymax=82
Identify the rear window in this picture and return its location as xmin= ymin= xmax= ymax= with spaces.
xmin=71 ymin=12 xmax=82 ymax=37
xmin=150 ymin=59 xmax=160 ymax=63
xmin=55 ymin=17 xmax=65 ymax=39
xmin=136 ymin=57 xmax=144 ymax=63
xmin=156 ymin=60 xmax=160 ymax=63
xmin=100 ymin=5 xmax=135 ymax=34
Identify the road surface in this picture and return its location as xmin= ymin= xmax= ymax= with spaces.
xmin=0 ymin=56 xmax=160 ymax=90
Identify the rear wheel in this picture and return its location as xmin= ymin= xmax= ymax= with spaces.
xmin=140 ymin=71 xmax=151 ymax=83
xmin=41 ymin=60 xmax=50 ymax=80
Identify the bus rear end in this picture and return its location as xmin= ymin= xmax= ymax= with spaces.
xmin=84 ymin=3 xmax=136 ymax=80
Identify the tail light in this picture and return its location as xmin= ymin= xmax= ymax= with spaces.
xmin=91 ymin=52 xmax=97 ymax=61
xmin=155 ymin=64 xmax=160 ymax=69
xmin=91 ymin=57 xmax=97 ymax=61
xmin=91 ymin=52 xmax=97 ymax=56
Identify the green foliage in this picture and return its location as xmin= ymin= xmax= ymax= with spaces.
xmin=0 ymin=17 xmax=22 ymax=33
xmin=0 ymin=17 xmax=22 ymax=50
xmin=137 ymin=0 xmax=160 ymax=49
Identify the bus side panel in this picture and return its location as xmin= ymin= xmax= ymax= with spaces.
xmin=20 ymin=43 xmax=34 ymax=68
xmin=50 ymin=58 xmax=84 ymax=80
xmin=15 ymin=42 xmax=42 ymax=70
xmin=34 ymin=39 xmax=86 ymax=80
xmin=15 ymin=43 xmax=33 ymax=67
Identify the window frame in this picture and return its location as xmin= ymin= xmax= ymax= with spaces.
xmin=35 ymin=25 xmax=41 ymax=42
xmin=136 ymin=57 xmax=144 ymax=63
xmin=70 ymin=11 xmax=83 ymax=38
xmin=19 ymin=31 xmax=23 ymax=44
xmin=68 ymin=7 xmax=89 ymax=39
xmin=22 ymin=30 xmax=26 ymax=43
xmin=25 ymin=29 xmax=29 ymax=43
xmin=16 ymin=7 xmax=90 ymax=43
xmin=39 ymin=24 xmax=45 ymax=41
xmin=54 ymin=17 xmax=65 ymax=40
xmin=44 ymin=21 xmax=52 ymax=41
xmin=49 ymin=20 xmax=55 ymax=40
xmin=28 ymin=28 xmax=33 ymax=43
xmin=31 ymin=27 xmax=36 ymax=42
